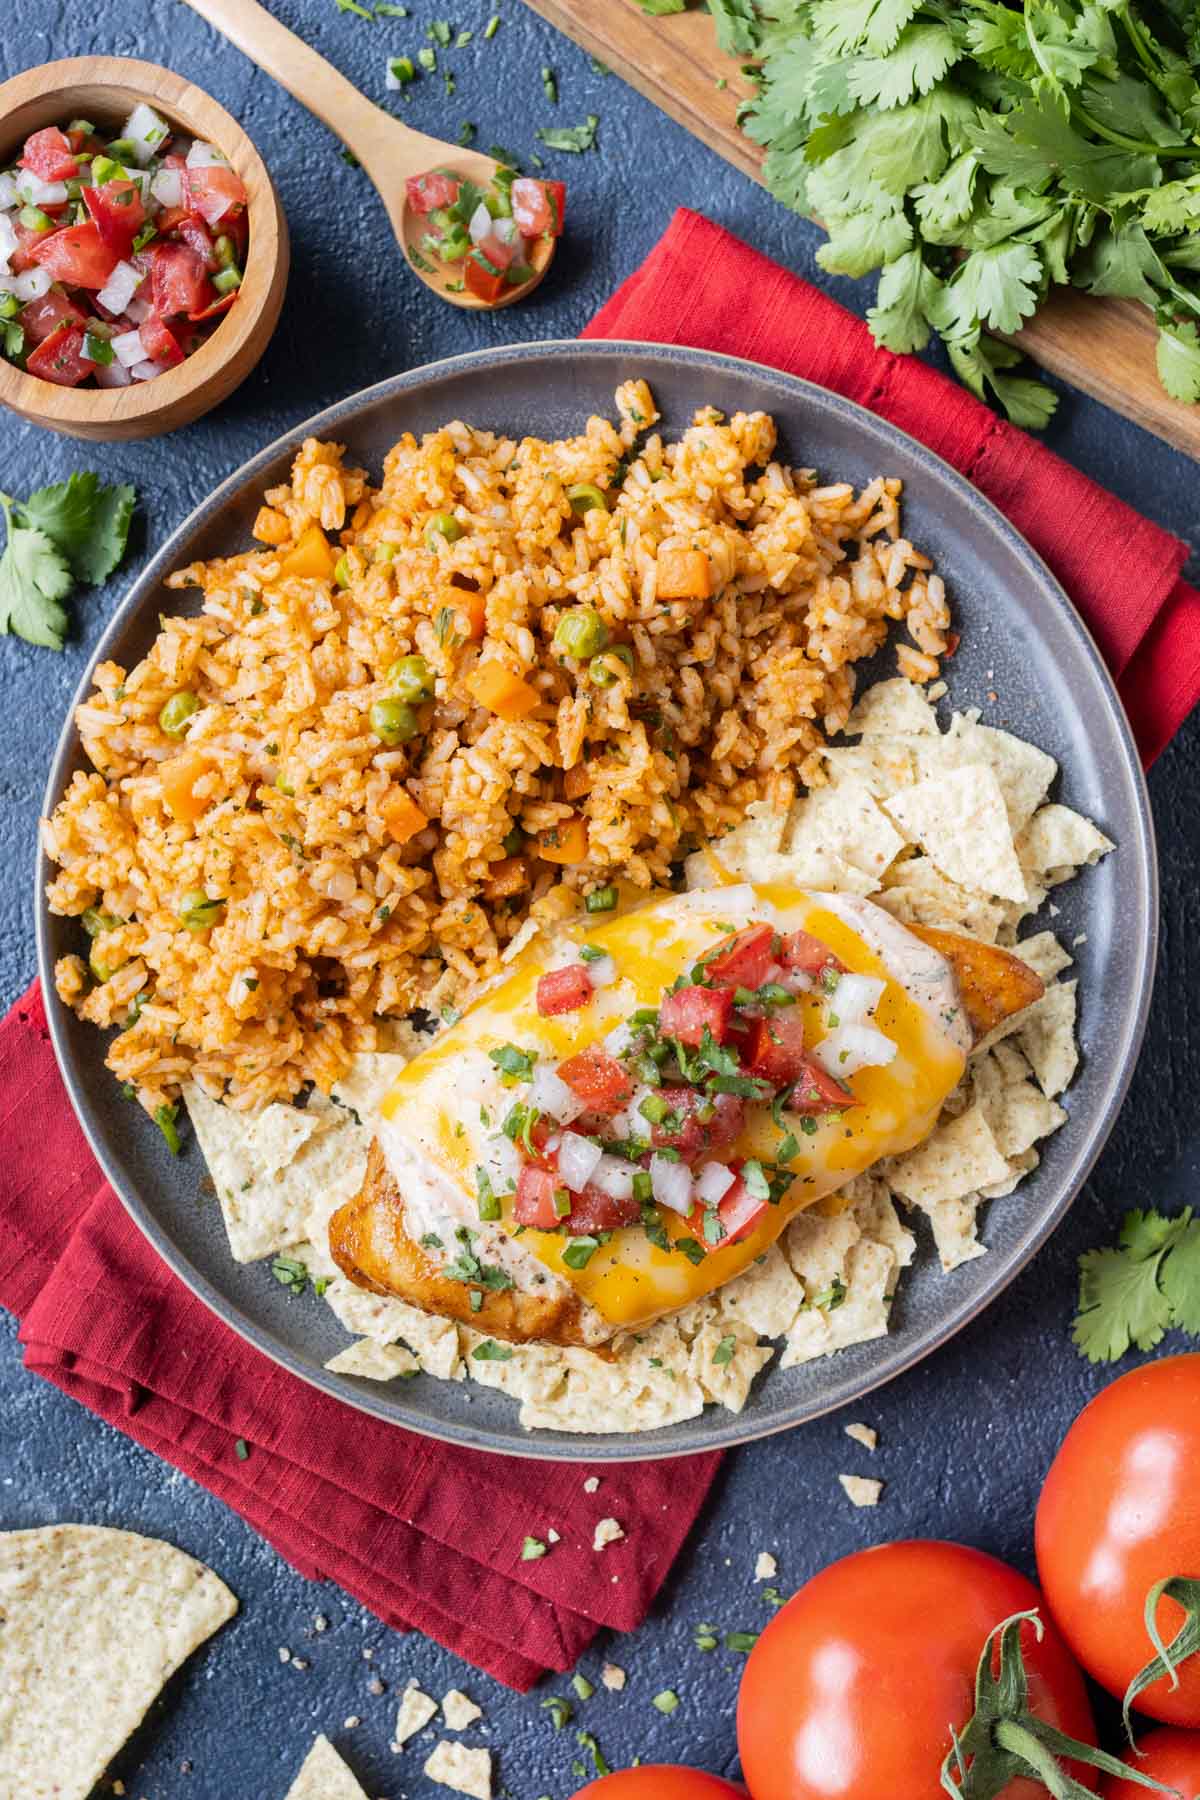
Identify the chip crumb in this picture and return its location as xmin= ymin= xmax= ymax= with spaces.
xmin=838 ymin=1473 xmax=884 ymax=1507
xmin=441 ymin=1688 xmax=483 ymax=1730
xmin=583 ymin=1476 xmax=600 ymax=1493
xmin=313 ymin=1613 xmax=328 ymax=1632
xmin=278 ymin=1645 xmax=291 ymax=1662
xmin=1072 ymin=932 xmax=1087 ymax=946
xmin=114 ymin=1788 xmax=125 ymax=1797
xmin=368 ymin=1675 xmax=386 ymax=1695
xmin=424 ymin=1739 xmax=493 ymax=1799
xmin=754 ymin=1551 xmax=777 ymax=1582
xmin=601 ymin=1662 xmax=627 ymax=1691
xmin=844 ymin=1422 xmax=878 ymax=1451
xmin=344 ymin=1715 xmax=361 ymax=1729
xmin=291 ymin=1655 xmax=309 ymax=1669
xmin=394 ymin=1683 xmax=439 ymax=1747
xmin=593 ymin=1517 xmax=625 ymax=1551
xmin=547 ymin=1528 xmax=561 ymax=1544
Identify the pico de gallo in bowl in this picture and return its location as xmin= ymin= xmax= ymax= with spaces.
xmin=0 ymin=107 xmax=249 ymax=388
xmin=405 ymin=163 xmax=564 ymax=304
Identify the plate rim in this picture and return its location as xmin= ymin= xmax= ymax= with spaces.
xmin=34 ymin=337 xmax=1159 ymax=1462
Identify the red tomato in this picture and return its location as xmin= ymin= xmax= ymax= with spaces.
xmin=687 ymin=1169 xmax=769 ymax=1254
xmin=561 ymin=1182 xmax=641 ymax=1233
xmin=1037 ymin=1354 xmax=1200 ymax=1726
xmin=542 ymin=179 xmax=567 ymax=236
xmin=175 ymin=213 xmax=218 ymax=269
xmin=82 ymin=179 xmax=146 ymax=257
xmin=183 ymin=163 xmax=248 ymax=227
xmin=660 ymin=984 xmax=734 ymax=1046
xmin=187 ymin=290 xmax=236 ymax=324
xmin=513 ymin=1164 xmax=562 ymax=1229
xmin=150 ymin=242 xmax=211 ymax=317
xmin=21 ymin=126 xmax=78 ymax=181
xmin=31 ymin=222 xmax=119 ymax=289
xmin=406 ymin=169 xmax=461 ymax=213
xmin=703 ymin=924 xmax=778 ymax=991
xmin=511 ymin=177 xmax=555 ymax=235
xmin=557 ymin=1048 xmax=633 ymax=1116
xmin=1099 ymin=1727 xmax=1200 ymax=1799
xmin=536 ymin=965 xmax=594 ymax=1016
xmin=790 ymin=1057 xmax=855 ymax=1113
xmin=139 ymin=314 xmax=185 ymax=367
xmin=737 ymin=1541 xmax=1096 ymax=1800
xmin=25 ymin=323 xmax=96 ymax=388
xmin=464 ymin=252 xmax=508 ymax=304
xmin=743 ymin=1012 xmax=810 ymax=1087
xmin=780 ymin=929 xmax=845 ymax=980
xmin=650 ymin=1088 xmax=745 ymax=1161
xmin=10 ymin=222 xmax=53 ymax=272
xmin=572 ymin=1772 xmax=745 ymax=1800
xmin=19 ymin=290 xmax=86 ymax=344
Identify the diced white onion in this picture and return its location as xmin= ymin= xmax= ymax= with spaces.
xmin=607 ymin=1083 xmax=655 ymax=1141
xmin=828 ymin=974 xmax=886 ymax=1030
xmin=557 ymin=1131 xmax=603 ymax=1193
xmin=124 ymin=102 xmax=173 ymax=165
xmin=0 ymin=213 xmax=17 ymax=273
xmin=150 ymin=166 xmax=183 ymax=208
xmin=0 ymin=172 xmax=19 ymax=211
xmin=651 ymin=1153 xmax=694 ymax=1215
xmin=112 ymin=326 xmax=147 ymax=368
xmin=530 ymin=1062 xmax=585 ymax=1124
xmin=469 ymin=201 xmax=493 ymax=246
xmin=13 ymin=267 xmax=51 ymax=302
xmin=191 ymin=186 xmax=234 ymax=228
xmin=782 ymin=968 xmax=814 ymax=994
xmin=481 ymin=1131 xmax=520 ymax=1196
xmin=695 ymin=1161 xmax=736 ymax=1206
xmin=586 ymin=953 xmax=617 ymax=990
xmin=130 ymin=358 xmax=169 ymax=381
xmin=493 ymin=215 xmax=520 ymax=247
xmin=96 ymin=259 xmax=144 ymax=317
xmin=602 ymin=1021 xmax=634 ymax=1057
xmin=185 ymin=138 xmax=229 ymax=168
xmin=590 ymin=1154 xmax=637 ymax=1202
xmin=125 ymin=293 xmax=153 ymax=324
xmin=94 ymin=358 xmax=133 ymax=388
xmin=15 ymin=171 xmax=68 ymax=206
xmin=812 ymin=1024 xmax=897 ymax=1079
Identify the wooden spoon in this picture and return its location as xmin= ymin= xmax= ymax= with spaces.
xmin=181 ymin=0 xmax=555 ymax=310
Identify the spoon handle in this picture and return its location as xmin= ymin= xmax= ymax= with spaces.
xmin=180 ymin=0 xmax=446 ymax=191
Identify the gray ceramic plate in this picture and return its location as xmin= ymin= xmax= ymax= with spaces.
xmin=36 ymin=341 xmax=1157 ymax=1462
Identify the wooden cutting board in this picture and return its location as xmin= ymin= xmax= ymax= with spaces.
xmin=524 ymin=0 xmax=1200 ymax=460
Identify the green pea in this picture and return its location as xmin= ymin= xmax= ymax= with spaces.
xmin=553 ymin=607 xmax=609 ymax=660
xmin=370 ymin=697 xmax=420 ymax=744
xmin=180 ymin=891 xmax=226 ymax=932
xmin=81 ymin=906 xmax=122 ymax=938
xmin=159 ymin=690 xmax=199 ymax=738
xmin=567 ymin=482 xmax=609 ymax=515
xmin=588 ymin=644 xmax=634 ymax=687
xmin=425 ymin=513 xmax=463 ymax=550
xmin=386 ymin=654 xmax=435 ymax=702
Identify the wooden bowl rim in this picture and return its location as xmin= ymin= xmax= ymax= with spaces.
xmin=0 ymin=55 xmax=284 ymax=429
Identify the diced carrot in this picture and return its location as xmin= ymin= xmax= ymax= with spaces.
xmin=252 ymin=506 xmax=290 ymax=546
xmin=351 ymin=499 xmax=373 ymax=530
xmin=458 ymin=589 xmax=487 ymax=641
xmin=277 ymin=524 xmax=335 ymax=581
xmin=483 ymin=855 xmax=530 ymax=899
xmin=562 ymin=763 xmax=591 ymax=801
xmin=161 ymin=748 xmax=214 ymax=825
xmin=380 ymin=787 xmax=428 ymax=845
xmin=465 ymin=661 xmax=540 ymax=721
xmin=656 ymin=546 xmax=711 ymax=600
xmin=536 ymin=815 xmax=589 ymax=864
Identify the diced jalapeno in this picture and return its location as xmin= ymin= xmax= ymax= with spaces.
xmin=159 ymin=691 xmax=199 ymax=737
xmin=585 ymin=885 xmax=618 ymax=913
xmin=567 ymin=482 xmax=609 ymax=515
xmin=180 ymin=892 xmax=226 ymax=932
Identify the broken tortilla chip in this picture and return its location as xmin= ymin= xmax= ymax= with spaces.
xmin=284 ymin=1735 xmax=371 ymax=1800
xmin=884 ymin=764 xmax=1027 ymax=903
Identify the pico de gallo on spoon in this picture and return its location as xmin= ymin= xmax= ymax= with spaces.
xmin=0 ymin=107 xmax=248 ymax=387
xmin=406 ymin=163 xmax=565 ymax=304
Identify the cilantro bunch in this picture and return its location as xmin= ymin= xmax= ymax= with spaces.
xmin=734 ymin=0 xmax=1200 ymax=422
xmin=0 ymin=472 xmax=136 ymax=650
xmin=1072 ymin=1206 xmax=1200 ymax=1362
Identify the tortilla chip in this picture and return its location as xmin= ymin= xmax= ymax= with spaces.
xmin=690 ymin=1318 xmax=775 ymax=1412
xmin=923 ymin=1193 xmax=987 ymax=1271
xmin=845 ymin=678 xmax=939 ymax=737
xmin=394 ymin=1683 xmax=439 ymax=1746
xmin=945 ymin=718 xmax=1057 ymax=836
xmin=424 ymin=1741 xmax=493 ymax=1800
xmin=786 ymin=777 xmax=907 ymax=885
xmin=846 ymin=1178 xmax=917 ymax=1282
xmin=0 ymin=1524 xmax=236 ymax=1800
xmin=441 ymin=1690 xmax=483 ymax=1730
xmin=1012 ymin=930 xmax=1073 ymax=982
xmin=1018 ymin=980 xmax=1079 ymax=1097
xmin=884 ymin=765 xmax=1027 ymax=903
xmin=326 ymin=1050 xmax=417 ymax=1122
xmin=183 ymin=1082 xmax=329 ymax=1263
xmin=695 ymin=801 xmax=877 ymax=896
xmin=887 ymin=1104 xmax=1010 ymax=1208
xmin=781 ymin=1237 xmax=895 ymax=1367
xmin=325 ymin=1339 xmax=420 ymax=1381
xmin=517 ymin=1329 xmax=704 ymax=1434
xmin=821 ymin=739 xmax=924 ymax=799
xmin=285 ymin=1736 xmax=370 ymax=1800
xmin=323 ymin=1277 xmax=464 ymax=1379
xmin=459 ymin=1331 xmax=567 ymax=1405
xmin=712 ymin=1242 xmax=806 ymax=1340
xmin=973 ymin=1056 xmax=1067 ymax=1158
xmin=845 ymin=1422 xmax=878 ymax=1451
xmin=979 ymin=1147 xmax=1040 ymax=1200
xmin=1018 ymin=805 xmax=1114 ymax=880
xmin=838 ymin=1474 xmax=884 ymax=1507
xmin=877 ymin=856 xmax=1005 ymax=942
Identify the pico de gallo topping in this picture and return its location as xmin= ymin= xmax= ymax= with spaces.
xmin=0 ymin=108 xmax=249 ymax=388
xmin=479 ymin=919 xmax=901 ymax=1269
xmin=405 ymin=164 xmax=565 ymax=303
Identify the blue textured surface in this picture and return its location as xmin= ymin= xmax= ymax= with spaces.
xmin=2 ymin=2 xmax=1199 ymax=1795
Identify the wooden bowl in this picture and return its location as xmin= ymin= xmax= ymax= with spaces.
xmin=0 ymin=56 xmax=289 ymax=441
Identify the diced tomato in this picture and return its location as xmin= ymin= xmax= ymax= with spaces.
xmin=19 ymin=289 xmax=86 ymax=345
xmin=155 ymin=204 xmax=190 ymax=235
xmin=139 ymin=313 xmax=185 ymax=366
xmin=32 ymin=221 xmax=119 ymax=290
xmin=659 ymin=984 xmax=734 ymax=1047
xmin=21 ymin=126 xmax=78 ymax=182
xmin=187 ymin=290 xmax=236 ymax=324
xmin=743 ymin=1011 xmax=811 ymax=1089
xmin=780 ymin=928 xmax=845 ymax=982
xmin=150 ymin=241 xmax=211 ymax=317
xmin=464 ymin=252 xmax=508 ymax=304
xmin=10 ymin=223 xmax=54 ymax=272
xmin=511 ymin=177 xmax=554 ymax=236
xmin=25 ymin=322 xmax=96 ymax=388
xmin=561 ymin=1182 xmax=641 ymax=1234
xmin=523 ymin=1116 xmax=560 ymax=1173
xmin=405 ymin=169 xmax=461 ymax=214
xmin=556 ymin=1047 xmax=633 ymax=1116
xmin=686 ymin=1169 xmax=772 ymax=1255
xmin=788 ymin=1056 xmax=854 ymax=1114
xmin=651 ymin=1088 xmax=746 ymax=1162
xmin=175 ymin=214 xmax=217 ymax=269
xmin=183 ymin=162 xmax=248 ymax=228
xmin=536 ymin=964 xmax=594 ymax=1017
xmin=513 ymin=1164 xmax=563 ymax=1229
xmin=545 ymin=180 xmax=567 ymax=236
xmin=703 ymin=923 xmax=778 ymax=992
xmin=82 ymin=180 xmax=146 ymax=258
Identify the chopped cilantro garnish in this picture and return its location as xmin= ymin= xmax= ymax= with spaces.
xmin=154 ymin=1101 xmax=182 ymax=1155
xmin=579 ymin=943 xmax=606 ymax=963
xmin=234 ymin=1438 xmax=250 ymax=1461
xmin=563 ymin=1236 xmax=601 ymax=1270
xmin=522 ymin=1535 xmax=548 ymax=1560
xmin=706 ymin=1073 xmax=772 ymax=1099
xmin=489 ymin=1042 xmax=536 ymax=1080
xmin=475 ymin=1166 xmax=501 ymax=1221
xmin=675 ymin=1237 xmax=705 ymax=1266
xmin=577 ymin=1728 xmax=609 ymax=1776
xmin=777 ymin=1132 xmax=800 ymax=1163
xmin=472 ymin=1338 xmax=513 ymax=1361
xmin=742 ymin=1160 xmax=770 ymax=1200
xmin=694 ymin=1622 xmax=719 ymax=1651
xmin=542 ymin=1696 xmax=572 ymax=1728
xmin=652 ymin=1689 xmax=680 ymax=1714
xmin=641 ymin=1203 xmax=671 ymax=1251
xmin=701 ymin=1209 xmax=727 ymax=1246
xmin=271 ymin=1254 xmax=309 ymax=1297
xmin=535 ymin=115 xmax=599 ymax=154
xmin=809 ymin=1275 xmax=847 ymax=1312
xmin=571 ymin=1672 xmax=594 ymax=1700
xmin=712 ymin=1333 xmax=737 ymax=1365
xmin=762 ymin=1586 xmax=786 ymax=1607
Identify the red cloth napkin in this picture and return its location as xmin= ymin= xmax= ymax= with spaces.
xmin=3 ymin=210 xmax=1198 ymax=1694
xmin=586 ymin=210 xmax=1200 ymax=766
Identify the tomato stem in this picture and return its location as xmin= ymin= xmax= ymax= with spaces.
xmin=1123 ymin=1576 xmax=1200 ymax=1742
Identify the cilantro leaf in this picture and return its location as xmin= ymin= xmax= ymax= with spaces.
xmin=0 ymin=499 xmax=74 ymax=650
xmin=847 ymin=24 xmax=960 ymax=109
xmin=1156 ymin=319 xmax=1200 ymax=402
xmin=535 ymin=115 xmax=599 ymax=153
xmin=810 ymin=0 xmax=921 ymax=58
xmin=867 ymin=247 xmax=943 ymax=351
xmin=634 ymin=0 xmax=685 ymax=11
xmin=1160 ymin=1219 xmax=1200 ymax=1335
xmin=708 ymin=0 xmax=759 ymax=56
xmin=20 ymin=471 xmax=136 ymax=586
xmin=1072 ymin=1245 xmax=1172 ymax=1363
